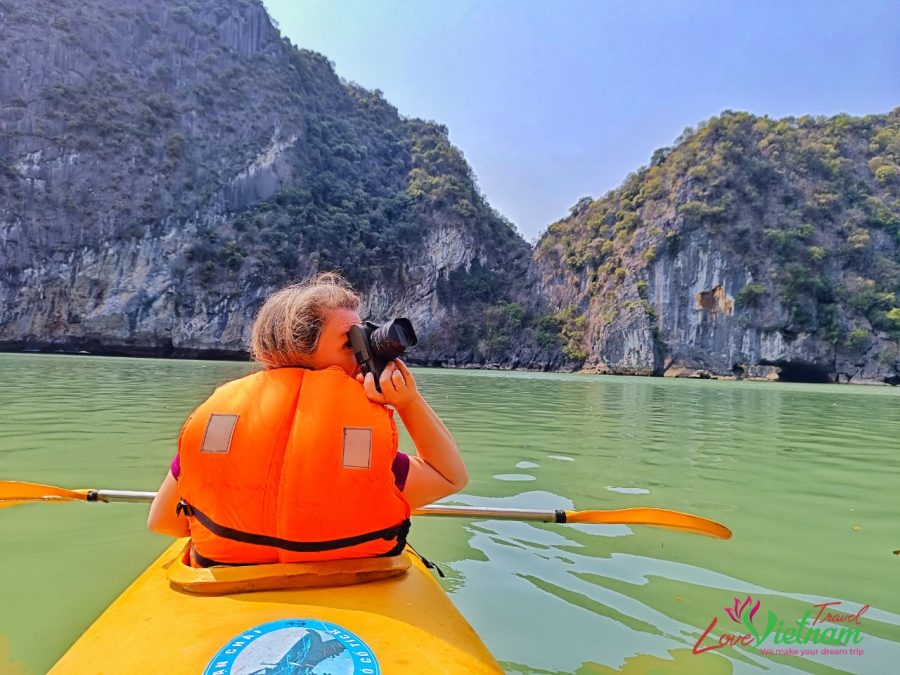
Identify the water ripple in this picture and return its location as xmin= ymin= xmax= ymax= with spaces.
xmin=3 ymin=356 xmax=900 ymax=674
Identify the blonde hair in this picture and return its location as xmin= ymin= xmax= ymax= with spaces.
xmin=250 ymin=272 xmax=360 ymax=369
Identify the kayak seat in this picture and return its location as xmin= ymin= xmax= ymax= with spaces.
xmin=167 ymin=541 xmax=411 ymax=595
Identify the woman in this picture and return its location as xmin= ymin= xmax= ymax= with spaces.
xmin=147 ymin=272 xmax=467 ymax=565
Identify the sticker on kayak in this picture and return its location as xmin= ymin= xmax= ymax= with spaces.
xmin=203 ymin=618 xmax=379 ymax=675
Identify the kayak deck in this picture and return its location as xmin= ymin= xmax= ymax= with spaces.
xmin=50 ymin=539 xmax=501 ymax=674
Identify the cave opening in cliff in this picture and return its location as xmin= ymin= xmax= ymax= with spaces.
xmin=770 ymin=361 xmax=833 ymax=384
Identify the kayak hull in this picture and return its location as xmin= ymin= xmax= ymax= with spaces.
xmin=50 ymin=539 xmax=501 ymax=674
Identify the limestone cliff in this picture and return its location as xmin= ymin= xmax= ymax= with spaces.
xmin=536 ymin=110 xmax=900 ymax=384
xmin=0 ymin=0 xmax=561 ymax=369
xmin=3 ymin=0 xmax=898 ymax=385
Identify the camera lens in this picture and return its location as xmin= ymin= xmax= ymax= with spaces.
xmin=370 ymin=318 xmax=418 ymax=360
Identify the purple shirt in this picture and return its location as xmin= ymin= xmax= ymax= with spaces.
xmin=171 ymin=451 xmax=410 ymax=491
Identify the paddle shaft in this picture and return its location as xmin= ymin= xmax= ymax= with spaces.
xmin=89 ymin=494 xmax=725 ymax=532
xmin=0 ymin=482 xmax=731 ymax=538
xmin=90 ymin=491 xmax=568 ymax=521
xmin=413 ymin=505 xmax=569 ymax=521
xmin=90 ymin=489 xmax=158 ymax=504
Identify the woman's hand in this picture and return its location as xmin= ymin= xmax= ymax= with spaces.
xmin=359 ymin=359 xmax=467 ymax=507
xmin=356 ymin=359 xmax=419 ymax=410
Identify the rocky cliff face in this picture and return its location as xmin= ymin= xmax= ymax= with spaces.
xmin=4 ymin=1 xmax=898 ymax=384
xmin=536 ymin=111 xmax=900 ymax=384
xmin=0 ymin=0 xmax=560 ymax=368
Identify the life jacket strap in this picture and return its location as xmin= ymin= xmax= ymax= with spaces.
xmin=407 ymin=543 xmax=445 ymax=578
xmin=190 ymin=545 xmax=254 ymax=568
xmin=190 ymin=524 xmax=412 ymax=568
xmin=178 ymin=500 xmax=411 ymax=554
xmin=379 ymin=519 xmax=411 ymax=557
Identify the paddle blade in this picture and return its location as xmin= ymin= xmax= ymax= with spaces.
xmin=0 ymin=481 xmax=88 ymax=509
xmin=565 ymin=507 xmax=732 ymax=539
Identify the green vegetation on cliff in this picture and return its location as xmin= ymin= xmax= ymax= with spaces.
xmin=537 ymin=109 xmax=900 ymax=360
xmin=0 ymin=0 xmax=560 ymax=367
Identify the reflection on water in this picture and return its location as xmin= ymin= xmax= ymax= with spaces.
xmin=447 ymin=507 xmax=900 ymax=673
xmin=1 ymin=354 xmax=900 ymax=673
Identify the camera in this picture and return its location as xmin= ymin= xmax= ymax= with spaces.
xmin=348 ymin=318 xmax=418 ymax=391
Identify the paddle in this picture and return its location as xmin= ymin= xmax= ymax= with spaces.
xmin=0 ymin=481 xmax=731 ymax=539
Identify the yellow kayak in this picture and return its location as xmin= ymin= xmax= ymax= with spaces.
xmin=50 ymin=539 xmax=501 ymax=674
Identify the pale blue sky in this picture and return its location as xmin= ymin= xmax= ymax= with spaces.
xmin=262 ymin=0 xmax=900 ymax=241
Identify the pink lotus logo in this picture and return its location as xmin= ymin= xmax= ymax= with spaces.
xmin=725 ymin=596 xmax=760 ymax=624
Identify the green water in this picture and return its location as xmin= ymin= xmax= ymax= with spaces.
xmin=1 ymin=353 xmax=898 ymax=674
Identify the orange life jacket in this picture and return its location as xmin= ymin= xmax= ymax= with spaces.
xmin=176 ymin=366 xmax=411 ymax=565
